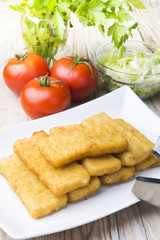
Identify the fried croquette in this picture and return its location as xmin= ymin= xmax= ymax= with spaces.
xmin=68 ymin=177 xmax=101 ymax=202
xmin=100 ymin=166 xmax=136 ymax=184
xmin=135 ymin=153 xmax=160 ymax=171
xmin=81 ymin=154 xmax=121 ymax=176
xmin=14 ymin=131 xmax=90 ymax=196
xmin=0 ymin=154 xmax=68 ymax=219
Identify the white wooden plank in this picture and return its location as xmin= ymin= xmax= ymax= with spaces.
xmin=138 ymin=202 xmax=160 ymax=240
xmin=32 ymin=214 xmax=119 ymax=240
xmin=132 ymin=0 xmax=160 ymax=44
xmin=0 ymin=229 xmax=14 ymax=240
xmin=116 ymin=204 xmax=147 ymax=240
xmin=0 ymin=0 xmax=24 ymax=69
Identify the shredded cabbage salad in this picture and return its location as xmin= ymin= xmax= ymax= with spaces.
xmin=99 ymin=48 xmax=160 ymax=98
xmin=101 ymin=48 xmax=160 ymax=83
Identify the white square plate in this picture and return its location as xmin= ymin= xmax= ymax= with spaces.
xmin=0 ymin=86 xmax=160 ymax=239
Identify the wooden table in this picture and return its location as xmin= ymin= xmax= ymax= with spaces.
xmin=1 ymin=0 xmax=160 ymax=239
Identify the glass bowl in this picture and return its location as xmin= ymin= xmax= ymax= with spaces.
xmin=94 ymin=41 xmax=160 ymax=99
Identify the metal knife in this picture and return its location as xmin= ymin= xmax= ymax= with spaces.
xmin=132 ymin=137 xmax=160 ymax=207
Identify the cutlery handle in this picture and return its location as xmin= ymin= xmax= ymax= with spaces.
xmin=152 ymin=136 xmax=160 ymax=159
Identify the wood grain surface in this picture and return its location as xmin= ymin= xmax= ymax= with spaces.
xmin=0 ymin=0 xmax=160 ymax=239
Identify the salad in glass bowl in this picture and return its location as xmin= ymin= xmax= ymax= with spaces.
xmin=94 ymin=41 xmax=160 ymax=99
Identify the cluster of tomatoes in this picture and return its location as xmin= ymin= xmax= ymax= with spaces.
xmin=3 ymin=52 xmax=98 ymax=119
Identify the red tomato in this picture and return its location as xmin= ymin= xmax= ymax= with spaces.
xmin=20 ymin=75 xmax=71 ymax=119
xmin=3 ymin=52 xmax=49 ymax=95
xmin=50 ymin=56 xmax=98 ymax=101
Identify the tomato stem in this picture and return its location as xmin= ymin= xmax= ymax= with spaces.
xmin=65 ymin=56 xmax=93 ymax=77
xmin=14 ymin=52 xmax=27 ymax=61
xmin=35 ymin=73 xmax=63 ymax=87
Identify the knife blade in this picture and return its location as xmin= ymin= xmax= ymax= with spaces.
xmin=132 ymin=176 xmax=160 ymax=207
xmin=132 ymin=136 xmax=160 ymax=207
